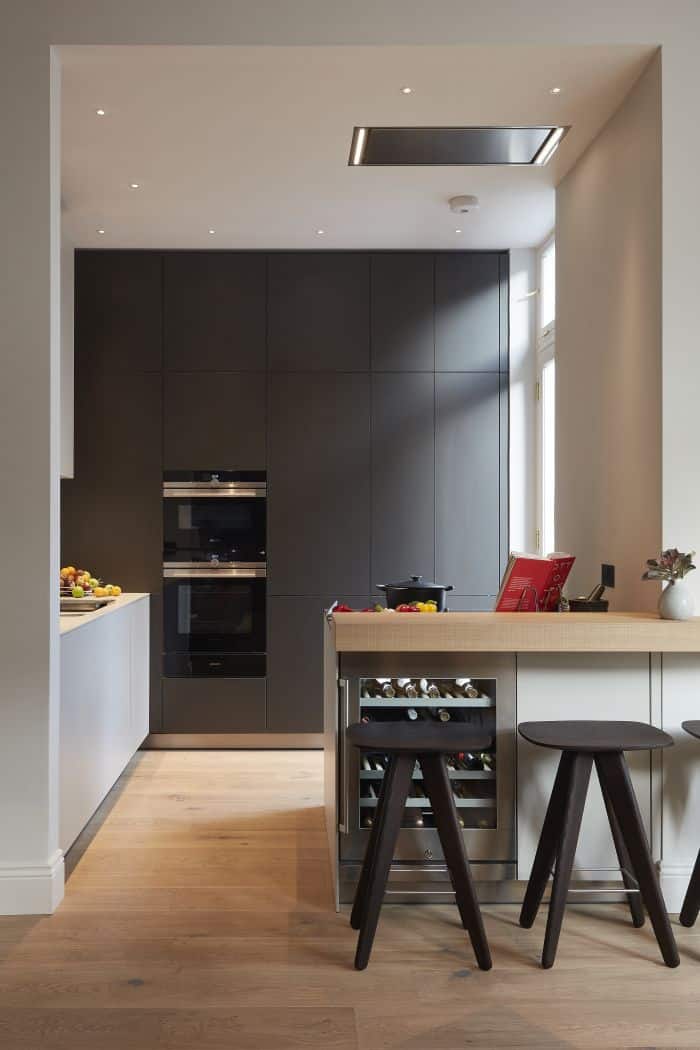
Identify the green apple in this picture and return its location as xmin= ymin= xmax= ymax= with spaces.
xmin=71 ymin=586 xmax=85 ymax=598
xmin=88 ymin=577 xmax=99 ymax=589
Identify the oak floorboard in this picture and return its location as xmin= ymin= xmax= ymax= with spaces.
xmin=0 ymin=750 xmax=695 ymax=1049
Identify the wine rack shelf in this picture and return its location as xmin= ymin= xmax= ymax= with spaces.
xmin=359 ymin=797 xmax=497 ymax=809
xmin=360 ymin=698 xmax=494 ymax=708
xmin=359 ymin=769 xmax=495 ymax=780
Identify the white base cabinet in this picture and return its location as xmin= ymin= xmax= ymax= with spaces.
xmin=60 ymin=595 xmax=149 ymax=853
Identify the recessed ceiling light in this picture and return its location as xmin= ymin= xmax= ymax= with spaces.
xmin=316 ymin=228 xmax=325 ymax=235
xmin=550 ymin=86 xmax=562 ymax=95
xmin=400 ymin=86 xmax=412 ymax=95
xmin=97 ymin=228 xmax=105 ymax=235
xmin=96 ymin=108 xmax=106 ymax=116
xmin=349 ymin=126 xmax=569 ymax=166
xmin=129 ymin=182 xmax=140 ymax=190
xmin=455 ymin=228 xmax=462 ymax=234
xmin=208 ymin=229 xmax=216 ymax=235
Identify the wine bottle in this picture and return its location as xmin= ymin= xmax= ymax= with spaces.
xmin=419 ymin=678 xmax=440 ymax=699
xmin=378 ymin=679 xmax=396 ymax=699
xmin=436 ymin=708 xmax=451 ymax=723
xmin=438 ymin=682 xmax=456 ymax=699
xmin=456 ymin=677 xmax=480 ymax=699
xmin=361 ymin=755 xmax=372 ymax=771
xmin=399 ymin=678 xmax=419 ymax=699
xmin=406 ymin=707 xmax=419 ymax=721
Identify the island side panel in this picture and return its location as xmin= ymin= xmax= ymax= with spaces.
xmin=323 ymin=614 xmax=340 ymax=909
xmin=659 ymin=653 xmax=700 ymax=912
xmin=516 ymin=653 xmax=654 ymax=881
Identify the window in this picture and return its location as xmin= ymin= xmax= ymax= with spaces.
xmin=537 ymin=236 xmax=556 ymax=554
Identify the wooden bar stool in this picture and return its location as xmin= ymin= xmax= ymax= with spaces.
xmin=679 ymin=720 xmax=700 ymax=927
xmin=347 ymin=720 xmax=493 ymax=971
xmin=519 ymin=720 xmax=679 ymax=969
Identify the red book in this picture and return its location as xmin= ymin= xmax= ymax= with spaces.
xmin=494 ymin=552 xmax=575 ymax=612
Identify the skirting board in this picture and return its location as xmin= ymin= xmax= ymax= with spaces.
xmin=144 ymin=733 xmax=323 ymax=749
xmin=0 ymin=850 xmax=64 ymax=915
xmin=659 ymin=863 xmax=694 ymax=914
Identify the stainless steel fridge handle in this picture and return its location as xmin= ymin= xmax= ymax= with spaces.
xmin=339 ymin=678 xmax=350 ymax=834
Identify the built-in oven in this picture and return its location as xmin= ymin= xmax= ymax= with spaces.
xmin=162 ymin=471 xmax=267 ymax=678
xmin=163 ymin=470 xmax=266 ymax=565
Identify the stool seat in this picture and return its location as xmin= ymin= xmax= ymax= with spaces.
xmin=682 ymin=720 xmax=700 ymax=740
xmin=347 ymin=720 xmax=491 ymax=753
xmin=519 ymin=720 xmax=672 ymax=753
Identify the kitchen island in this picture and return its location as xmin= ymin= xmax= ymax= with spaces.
xmin=60 ymin=593 xmax=150 ymax=853
xmin=324 ymin=611 xmax=700 ymax=910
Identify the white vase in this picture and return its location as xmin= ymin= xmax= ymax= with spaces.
xmin=658 ymin=579 xmax=696 ymax=620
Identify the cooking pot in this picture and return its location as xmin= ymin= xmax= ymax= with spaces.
xmin=376 ymin=575 xmax=454 ymax=611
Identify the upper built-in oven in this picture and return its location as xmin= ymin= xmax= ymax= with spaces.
xmin=163 ymin=470 xmax=266 ymax=567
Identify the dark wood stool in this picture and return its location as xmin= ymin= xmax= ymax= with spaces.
xmin=519 ymin=720 xmax=679 ymax=969
xmin=347 ymin=720 xmax=493 ymax=971
xmin=679 ymin=720 xmax=700 ymax=927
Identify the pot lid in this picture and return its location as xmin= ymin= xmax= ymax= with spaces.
xmin=378 ymin=574 xmax=454 ymax=591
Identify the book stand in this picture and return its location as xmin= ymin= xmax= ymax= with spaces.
xmin=516 ymin=584 xmax=562 ymax=612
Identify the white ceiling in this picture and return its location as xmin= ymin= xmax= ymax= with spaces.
xmin=60 ymin=44 xmax=655 ymax=250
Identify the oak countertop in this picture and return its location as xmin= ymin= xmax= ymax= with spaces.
xmin=330 ymin=610 xmax=700 ymax=654
xmin=60 ymin=593 xmax=150 ymax=636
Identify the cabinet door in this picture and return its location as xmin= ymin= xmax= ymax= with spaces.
xmin=162 ymin=677 xmax=266 ymax=732
xmin=75 ymin=251 xmax=162 ymax=375
xmin=61 ymin=371 xmax=163 ymax=593
xmin=371 ymin=253 xmax=434 ymax=371
xmin=268 ymin=253 xmax=370 ymax=370
xmin=163 ymin=372 xmax=266 ymax=470
xmin=435 ymin=372 xmax=502 ymax=596
xmin=268 ymin=596 xmax=341 ymax=732
xmin=435 ymin=252 xmax=507 ymax=372
xmin=163 ymin=252 xmax=266 ymax=371
xmin=371 ymin=372 xmax=435 ymax=590
xmin=268 ymin=373 xmax=371 ymax=595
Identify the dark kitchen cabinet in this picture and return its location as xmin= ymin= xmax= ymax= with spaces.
xmin=371 ymin=372 xmax=435 ymax=590
xmin=162 ymin=677 xmax=266 ymax=732
xmin=61 ymin=371 xmax=163 ymax=593
xmin=267 ymin=596 xmax=337 ymax=733
xmin=75 ymin=251 xmax=162 ymax=375
xmin=163 ymin=371 xmax=266 ymax=470
xmin=435 ymin=252 xmax=508 ymax=372
xmin=371 ymin=253 xmax=434 ymax=371
xmin=268 ymin=253 xmax=370 ymax=370
xmin=163 ymin=252 xmax=266 ymax=371
xmin=435 ymin=372 xmax=503 ymax=596
xmin=268 ymin=372 xmax=371 ymax=595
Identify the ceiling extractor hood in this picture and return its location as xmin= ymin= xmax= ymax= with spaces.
xmin=349 ymin=126 xmax=569 ymax=166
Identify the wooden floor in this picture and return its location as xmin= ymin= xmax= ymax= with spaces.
xmin=1 ymin=750 xmax=699 ymax=1049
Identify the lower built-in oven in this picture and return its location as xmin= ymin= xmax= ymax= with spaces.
xmin=163 ymin=565 xmax=266 ymax=677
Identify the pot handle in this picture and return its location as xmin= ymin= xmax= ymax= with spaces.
xmin=376 ymin=584 xmax=387 ymax=591
xmin=445 ymin=584 xmax=454 ymax=591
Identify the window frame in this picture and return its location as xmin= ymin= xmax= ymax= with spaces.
xmin=535 ymin=233 xmax=556 ymax=554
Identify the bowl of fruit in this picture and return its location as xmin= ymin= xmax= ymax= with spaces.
xmin=60 ymin=566 xmax=122 ymax=600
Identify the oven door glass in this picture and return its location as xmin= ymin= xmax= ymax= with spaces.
xmin=163 ymin=497 xmax=266 ymax=564
xmin=163 ymin=576 xmax=266 ymax=654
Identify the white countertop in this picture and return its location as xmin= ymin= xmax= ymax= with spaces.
xmin=60 ymin=593 xmax=150 ymax=636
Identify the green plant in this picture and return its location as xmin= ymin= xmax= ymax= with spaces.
xmin=642 ymin=548 xmax=696 ymax=583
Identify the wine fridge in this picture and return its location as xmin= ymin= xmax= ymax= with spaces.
xmin=335 ymin=652 xmax=516 ymax=904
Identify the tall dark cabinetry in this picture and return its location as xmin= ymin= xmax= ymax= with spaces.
xmin=64 ymin=249 xmax=509 ymax=737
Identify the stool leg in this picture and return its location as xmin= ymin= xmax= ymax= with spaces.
xmin=598 ymin=768 xmax=645 ymax=928
xmin=542 ymin=752 xmax=593 ymax=969
xmin=679 ymin=848 xmax=700 ymax=927
xmin=520 ymin=751 xmax=576 ymax=929
xmin=350 ymin=753 xmax=395 ymax=931
xmin=420 ymin=754 xmax=492 ymax=971
xmin=354 ymin=752 xmax=413 ymax=971
xmin=596 ymin=752 xmax=679 ymax=968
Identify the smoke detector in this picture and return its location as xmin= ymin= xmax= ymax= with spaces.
xmin=449 ymin=195 xmax=480 ymax=214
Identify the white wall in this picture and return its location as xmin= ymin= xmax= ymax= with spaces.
xmin=509 ymin=248 xmax=538 ymax=553
xmin=556 ymin=54 xmax=662 ymax=610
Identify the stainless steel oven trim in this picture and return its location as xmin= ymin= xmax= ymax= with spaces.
xmin=163 ymin=561 xmax=266 ymax=570
xmin=163 ymin=567 xmax=267 ymax=579
xmin=163 ymin=483 xmax=266 ymax=498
